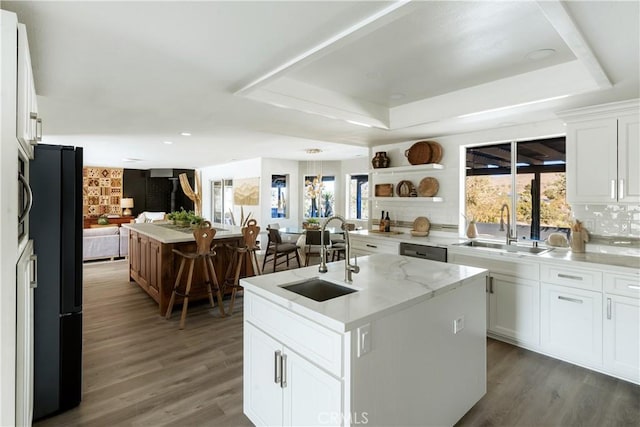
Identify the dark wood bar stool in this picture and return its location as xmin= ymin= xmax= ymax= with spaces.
xmin=223 ymin=219 xmax=261 ymax=315
xmin=165 ymin=222 xmax=225 ymax=329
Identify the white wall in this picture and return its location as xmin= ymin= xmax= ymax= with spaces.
xmin=370 ymin=118 xmax=566 ymax=234
xmin=200 ymin=158 xmax=262 ymax=225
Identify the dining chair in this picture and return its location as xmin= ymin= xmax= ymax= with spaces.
xmin=304 ymin=229 xmax=330 ymax=266
xmin=262 ymin=227 xmax=301 ymax=273
xmin=329 ymin=222 xmax=356 ymax=261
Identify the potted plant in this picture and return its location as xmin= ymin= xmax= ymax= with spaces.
xmin=173 ymin=208 xmax=191 ymax=227
xmin=97 ymin=215 xmax=109 ymax=225
xmin=305 ymin=217 xmax=320 ymax=229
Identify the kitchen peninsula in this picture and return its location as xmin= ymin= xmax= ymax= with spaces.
xmin=123 ymin=223 xmax=249 ymax=315
xmin=241 ymin=254 xmax=488 ymax=426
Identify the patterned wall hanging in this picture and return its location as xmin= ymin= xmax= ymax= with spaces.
xmin=83 ymin=166 xmax=123 ymax=217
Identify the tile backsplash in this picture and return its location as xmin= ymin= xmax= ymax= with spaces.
xmin=571 ymin=204 xmax=640 ymax=237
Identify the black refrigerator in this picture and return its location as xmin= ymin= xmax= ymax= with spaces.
xmin=30 ymin=144 xmax=83 ymax=420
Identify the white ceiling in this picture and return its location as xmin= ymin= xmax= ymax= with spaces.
xmin=3 ymin=0 xmax=638 ymax=169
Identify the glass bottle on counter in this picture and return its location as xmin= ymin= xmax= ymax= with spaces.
xmin=384 ymin=212 xmax=391 ymax=232
xmin=379 ymin=210 xmax=385 ymax=232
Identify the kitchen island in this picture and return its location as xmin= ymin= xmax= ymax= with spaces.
xmin=241 ymin=254 xmax=488 ymax=426
xmin=123 ymin=223 xmax=250 ymax=315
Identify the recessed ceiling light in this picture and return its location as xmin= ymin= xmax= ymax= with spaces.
xmin=180 ymin=132 xmax=191 ymax=136
xmin=306 ymin=148 xmax=322 ymax=154
xmin=390 ymin=93 xmax=405 ymax=100
xmin=122 ymin=158 xmax=143 ymax=163
xmin=525 ymin=48 xmax=556 ymax=61
xmin=163 ymin=140 xmax=173 ymax=145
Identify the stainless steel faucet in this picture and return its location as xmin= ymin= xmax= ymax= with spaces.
xmin=318 ymin=215 xmax=359 ymax=283
xmin=499 ymin=203 xmax=517 ymax=245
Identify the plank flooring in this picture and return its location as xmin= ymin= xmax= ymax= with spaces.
xmin=35 ymin=260 xmax=639 ymax=427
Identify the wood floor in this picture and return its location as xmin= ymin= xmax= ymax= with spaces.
xmin=35 ymin=260 xmax=639 ymax=427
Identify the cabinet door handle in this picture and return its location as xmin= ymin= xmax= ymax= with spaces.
xmin=36 ymin=117 xmax=42 ymax=142
xmin=366 ymin=244 xmax=378 ymax=248
xmin=281 ymin=353 xmax=287 ymax=388
xmin=558 ymin=273 xmax=583 ymax=281
xmin=607 ymin=297 xmax=612 ymax=320
xmin=30 ymin=254 xmax=38 ymax=289
xmin=558 ymin=295 xmax=583 ymax=304
xmin=611 ymin=179 xmax=616 ymax=200
xmin=274 ymin=350 xmax=281 ymax=385
xmin=489 ymin=277 xmax=494 ymax=294
xmin=627 ymin=285 xmax=640 ymax=290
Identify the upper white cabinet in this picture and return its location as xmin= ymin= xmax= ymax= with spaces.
xmin=563 ymin=100 xmax=639 ymax=203
xmin=17 ymin=23 xmax=40 ymax=159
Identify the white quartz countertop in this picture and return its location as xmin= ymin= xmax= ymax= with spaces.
xmin=122 ymin=222 xmax=243 ymax=244
xmin=351 ymin=229 xmax=640 ymax=272
xmin=350 ymin=229 xmax=466 ymax=247
xmin=240 ymin=254 xmax=487 ymax=333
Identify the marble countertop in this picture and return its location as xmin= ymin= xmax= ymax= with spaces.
xmin=350 ymin=229 xmax=467 ymax=247
xmin=122 ymin=222 xmax=243 ymax=244
xmin=240 ymin=254 xmax=487 ymax=333
xmin=351 ymin=229 xmax=640 ymax=272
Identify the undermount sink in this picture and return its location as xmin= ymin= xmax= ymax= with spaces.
xmin=457 ymin=240 xmax=552 ymax=255
xmin=281 ymin=278 xmax=357 ymax=302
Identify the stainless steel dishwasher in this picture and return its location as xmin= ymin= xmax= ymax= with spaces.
xmin=399 ymin=242 xmax=447 ymax=262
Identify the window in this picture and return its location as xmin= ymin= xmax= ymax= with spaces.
xmin=465 ymin=137 xmax=570 ymax=241
xmin=348 ymin=174 xmax=369 ymax=220
xmin=304 ymin=175 xmax=335 ymax=218
xmin=270 ymin=174 xmax=288 ymax=218
xmin=211 ymin=179 xmax=233 ymax=224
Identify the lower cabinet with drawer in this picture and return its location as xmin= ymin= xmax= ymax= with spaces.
xmin=540 ymin=283 xmax=603 ymax=369
xmin=603 ymin=272 xmax=640 ymax=383
xmin=449 ymin=252 xmax=540 ymax=347
xmin=349 ymin=235 xmax=399 ymax=257
xmin=244 ymin=323 xmax=342 ymax=426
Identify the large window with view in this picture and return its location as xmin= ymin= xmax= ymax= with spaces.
xmin=465 ymin=137 xmax=571 ymax=242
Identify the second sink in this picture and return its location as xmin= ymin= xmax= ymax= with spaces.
xmin=458 ymin=240 xmax=552 ymax=255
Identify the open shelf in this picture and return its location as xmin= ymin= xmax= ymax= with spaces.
xmin=370 ymin=163 xmax=444 ymax=175
xmin=371 ymin=196 xmax=444 ymax=203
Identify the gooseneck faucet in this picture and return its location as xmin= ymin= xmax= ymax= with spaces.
xmin=499 ymin=203 xmax=517 ymax=245
xmin=319 ymin=215 xmax=359 ymax=283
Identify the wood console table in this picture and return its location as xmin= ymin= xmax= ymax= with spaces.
xmin=123 ymin=223 xmax=253 ymax=315
xmin=84 ymin=215 xmax=134 ymax=228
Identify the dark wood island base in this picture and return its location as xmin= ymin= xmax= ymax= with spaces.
xmin=125 ymin=224 xmax=252 ymax=316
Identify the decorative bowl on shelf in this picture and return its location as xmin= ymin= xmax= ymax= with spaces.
xmin=410 ymin=230 xmax=429 ymax=237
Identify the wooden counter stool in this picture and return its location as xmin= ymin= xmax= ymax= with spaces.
xmin=222 ymin=219 xmax=261 ymax=315
xmin=165 ymin=222 xmax=225 ymax=329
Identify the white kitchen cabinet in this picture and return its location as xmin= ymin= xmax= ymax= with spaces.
xmin=564 ymin=101 xmax=639 ymax=203
xmin=16 ymin=241 xmax=35 ymax=427
xmin=603 ymin=272 xmax=640 ymax=383
xmin=488 ymin=273 xmax=540 ymax=347
xmin=349 ymin=234 xmax=399 ymax=257
xmin=16 ymin=23 xmax=40 ymax=159
xmin=541 ymin=282 xmax=603 ymax=368
xmin=244 ymin=323 xmax=342 ymax=426
xmin=449 ymin=252 xmax=540 ymax=347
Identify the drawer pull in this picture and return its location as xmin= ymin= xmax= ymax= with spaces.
xmin=627 ymin=285 xmax=640 ymax=290
xmin=365 ymin=244 xmax=378 ymax=248
xmin=274 ymin=350 xmax=282 ymax=385
xmin=558 ymin=295 xmax=583 ymax=304
xmin=557 ymin=273 xmax=583 ymax=281
xmin=281 ymin=354 xmax=287 ymax=388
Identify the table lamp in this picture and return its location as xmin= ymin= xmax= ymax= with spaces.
xmin=121 ymin=198 xmax=134 ymax=216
